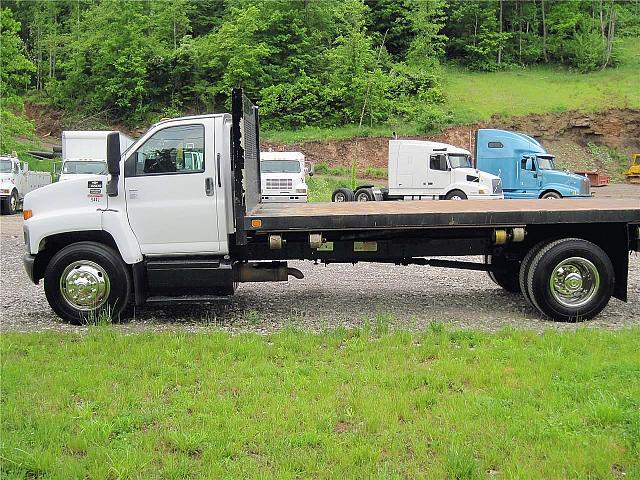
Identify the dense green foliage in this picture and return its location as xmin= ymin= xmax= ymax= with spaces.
xmin=2 ymin=326 xmax=639 ymax=478
xmin=4 ymin=0 xmax=640 ymax=132
xmin=0 ymin=8 xmax=36 ymax=155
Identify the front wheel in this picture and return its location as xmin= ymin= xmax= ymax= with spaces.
xmin=1 ymin=190 xmax=18 ymax=215
xmin=541 ymin=191 xmax=562 ymax=199
xmin=524 ymin=238 xmax=614 ymax=321
xmin=445 ymin=190 xmax=467 ymax=200
xmin=44 ymin=242 xmax=132 ymax=324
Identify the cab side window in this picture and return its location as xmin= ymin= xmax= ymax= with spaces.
xmin=133 ymin=124 xmax=204 ymax=176
xmin=429 ymin=154 xmax=447 ymax=171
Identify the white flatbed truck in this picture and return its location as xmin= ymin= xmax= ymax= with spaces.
xmin=1 ymin=154 xmax=51 ymax=215
xmin=22 ymin=90 xmax=640 ymax=324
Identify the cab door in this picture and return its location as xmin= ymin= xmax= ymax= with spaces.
xmin=124 ymin=120 xmax=222 ymax=255
xmin=426 ymin=154 xmax=451 ymax=195
xmin=518 ymin=155 xmax=541 ymax=193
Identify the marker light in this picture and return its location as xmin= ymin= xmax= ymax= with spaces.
xmin=23 ymin=209 xmax=33 ymax=220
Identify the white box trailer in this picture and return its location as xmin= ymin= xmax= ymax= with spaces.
xmin=60 ymin=131 xmax=135 ymax=182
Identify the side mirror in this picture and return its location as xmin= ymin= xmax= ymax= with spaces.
xmin=525 ymin=157 xmax=534 ymax=171
xmin=305 ymin=162 xmax=314 ymax=176
xmin=106 ymin=132 xmax=121 ymax=197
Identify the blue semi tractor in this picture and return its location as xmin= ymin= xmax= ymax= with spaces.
xmin=475 ymin=129 xmax=591 ymax=199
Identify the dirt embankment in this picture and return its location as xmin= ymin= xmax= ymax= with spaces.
xmin=263 ymin=109 xmax=640 ymax=177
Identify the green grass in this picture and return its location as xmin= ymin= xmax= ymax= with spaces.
xmin=443 ymin=37 xmax=640 ymax=125
xmin=307 ymin=174 xmax=382 ymax=202
xmin=2 ymin=326 xmax=639 ymax=479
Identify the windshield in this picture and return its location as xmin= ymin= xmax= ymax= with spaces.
xmin=537 ymin=155 xmax=556 ymax=170
xmin=261 ymin=159 xmax=301 ymax=173
xmin=62 ymin=160 xmax=107 ymax=175
xmin=448 ymin=154 xmax=472 ymax=169
xmin=0 ymin=159 xmax=12 ymax=173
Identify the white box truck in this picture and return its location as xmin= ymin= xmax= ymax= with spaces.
xmin=0 ymin=154 xmax=51 ymax=215
xmin=60 ymin=131 xmax=135 ymax=182
xmin=260 ymin=151 xmax=310 ymax=203
xmin=332 ymin=140 xmax=503 ymax=202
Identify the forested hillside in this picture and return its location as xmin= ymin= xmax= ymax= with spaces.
xmin=2 ymin=0 xmax=639 ymax=150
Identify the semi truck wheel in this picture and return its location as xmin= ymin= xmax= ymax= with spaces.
xmin=44 ymin=242 xmax=132 ymax=324
xmin=354 ymin=187 xmax=374 ymax=202
xmin=332 ymin=188 xmax=354 ymax=202
xmin=445 ymin=190 xmax=467 ymax=200
xmin=525 ymin=238 xmax=613 ymax=321
xmin=485 ymin=255 xmax=521 ymax=293
xmin=541 ymin=191 xmax=562 ymax=199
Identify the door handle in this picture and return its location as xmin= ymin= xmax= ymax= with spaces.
xmin=205 ymin=177 xmax=214 ymax=196
xmin=216 ymin=153 xmax=222 ymax=187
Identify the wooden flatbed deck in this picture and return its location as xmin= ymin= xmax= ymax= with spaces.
xmin=246 ymin=198 xmax=640 ymax=232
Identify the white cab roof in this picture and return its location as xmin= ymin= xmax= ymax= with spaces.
xmin=260 ymin=151 xmax=305 ymax=161
xmin=390 ymin=140 xmax=471 ymax=156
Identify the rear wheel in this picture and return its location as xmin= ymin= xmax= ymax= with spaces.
xmin=525 ymin=238 xmax=613 ymax=321
xmin=485 ymin=255 xmax=521 ymax=293
xmin=519 ymin=240 xmax=551 ymax=307
xmin=445 ymin=190 xmax=467 ymax=200
xmin=44 ymin=241 xmax=132 ymax=324
xmin=354 ymin=187 xmax=374 ymax=202
xmin=332 ymin=188 xmax=354 ymax=202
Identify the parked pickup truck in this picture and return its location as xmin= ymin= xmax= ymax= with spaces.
xmin=260 ymin=151 xmax=311 ymax=203
xmin=475 ymin=129 xmax=591 ymax=199
xmin=22 ymin=90 xmax=640 ymax=324
xmin=332 ymin=140 xmax=503 ymax=202
xmin=0 ymin=154 xmax=51 ymax=215
xmin=59 ymin=131 xmax=135 ymax=182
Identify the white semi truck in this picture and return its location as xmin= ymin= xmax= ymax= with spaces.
xmin=21 ymin=90 xmax=640 ymax=325
xmin=59 ymin=131 xmax=135 ymax=182
xmin=0 ymin=154 xmax=51 ymax=215
xmin=332 ymin=141 xmax=503 ymax=202
xmin=260 ymin=151 xmax=310 ymax=203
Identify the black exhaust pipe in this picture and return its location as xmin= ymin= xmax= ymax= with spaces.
xmin=235 ymin=262 xmax=304 ymax=283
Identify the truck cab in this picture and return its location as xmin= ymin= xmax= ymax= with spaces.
xmin=387 ymin=140 xmax=503 ymax=200
xmin=475 ymin=129 xmax=591 ymax=199
xmin=260 ymin=151 xmax=309 ymax=203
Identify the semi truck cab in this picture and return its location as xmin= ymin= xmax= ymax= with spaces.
xmin=475 ymin=129 xmax=591 ymax=199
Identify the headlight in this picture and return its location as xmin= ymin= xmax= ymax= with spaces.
xmin=295 ymin=187 xmax=307 ymax=194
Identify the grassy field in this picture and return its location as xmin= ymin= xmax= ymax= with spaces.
xmin=262 ymin=38 xmax=640 ymax=143
xmin=2 ymin=326 xmax=639 ymax=479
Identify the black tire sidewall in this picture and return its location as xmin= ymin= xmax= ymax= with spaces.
xmin=354 ymin=188 xmax=373 ymax=201
xmin=486 ymin=255 xmax=521 ymax=293
xmin=44 ymin=242 xmax=131 ymax=324
xmin=530 ymin=241 xmax=613 ymax=321
xmin=332 ymin=188 xmax=353 ymax=202
xmin=445 ymin=190 xmax=467 ymax=200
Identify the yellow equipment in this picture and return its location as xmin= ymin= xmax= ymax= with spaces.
xmin=625 ymin=153 xmax=640 ymax=184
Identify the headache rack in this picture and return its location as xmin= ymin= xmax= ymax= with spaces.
xmin=231 ymin=88 xmax=262 ymax=245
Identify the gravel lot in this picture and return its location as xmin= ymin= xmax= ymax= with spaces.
xmin=2 ymin=189 xmax=639 ymax=333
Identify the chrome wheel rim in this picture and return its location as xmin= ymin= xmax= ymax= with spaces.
xmin=450 ymin=195 xmax=463 ymax=200
xmin=549 ymin=257 xmax=599 ymax=308
xmin=335 ymin=193 xmax=346 ymax=202
xmin=356 ymin=193 xmax=369 ymax=201
xmin=10 ymin=194 xmax=17 ymax=211
xmin=59 ymin=260 xmax=110 ymax=311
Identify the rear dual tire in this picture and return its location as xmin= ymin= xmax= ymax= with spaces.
xmin=332 ymin=188 xmax=354 ymax=202
xmin=485 ymin=255 xmax=521 ymax=293
xmin=519 ymin=238 xmax=613 ymax=321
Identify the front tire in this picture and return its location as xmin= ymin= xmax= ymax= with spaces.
xmin=445 ymin=190 xmax=467 ymax=200
xmin=525 ymin=238 xmax=614 ymax=321
xmin=541 ymin=191 xmax=562 ymax=199
xmin=44 ymin=242 xmax=132 ymax=324
xmin=1 ymin=190 xmax=18 ymax=215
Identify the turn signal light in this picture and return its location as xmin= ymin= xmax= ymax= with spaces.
xmin=23 ymin=209 xmax=33 ymax=220
xmin=251 ymin=219 xmax=262 ymax=228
